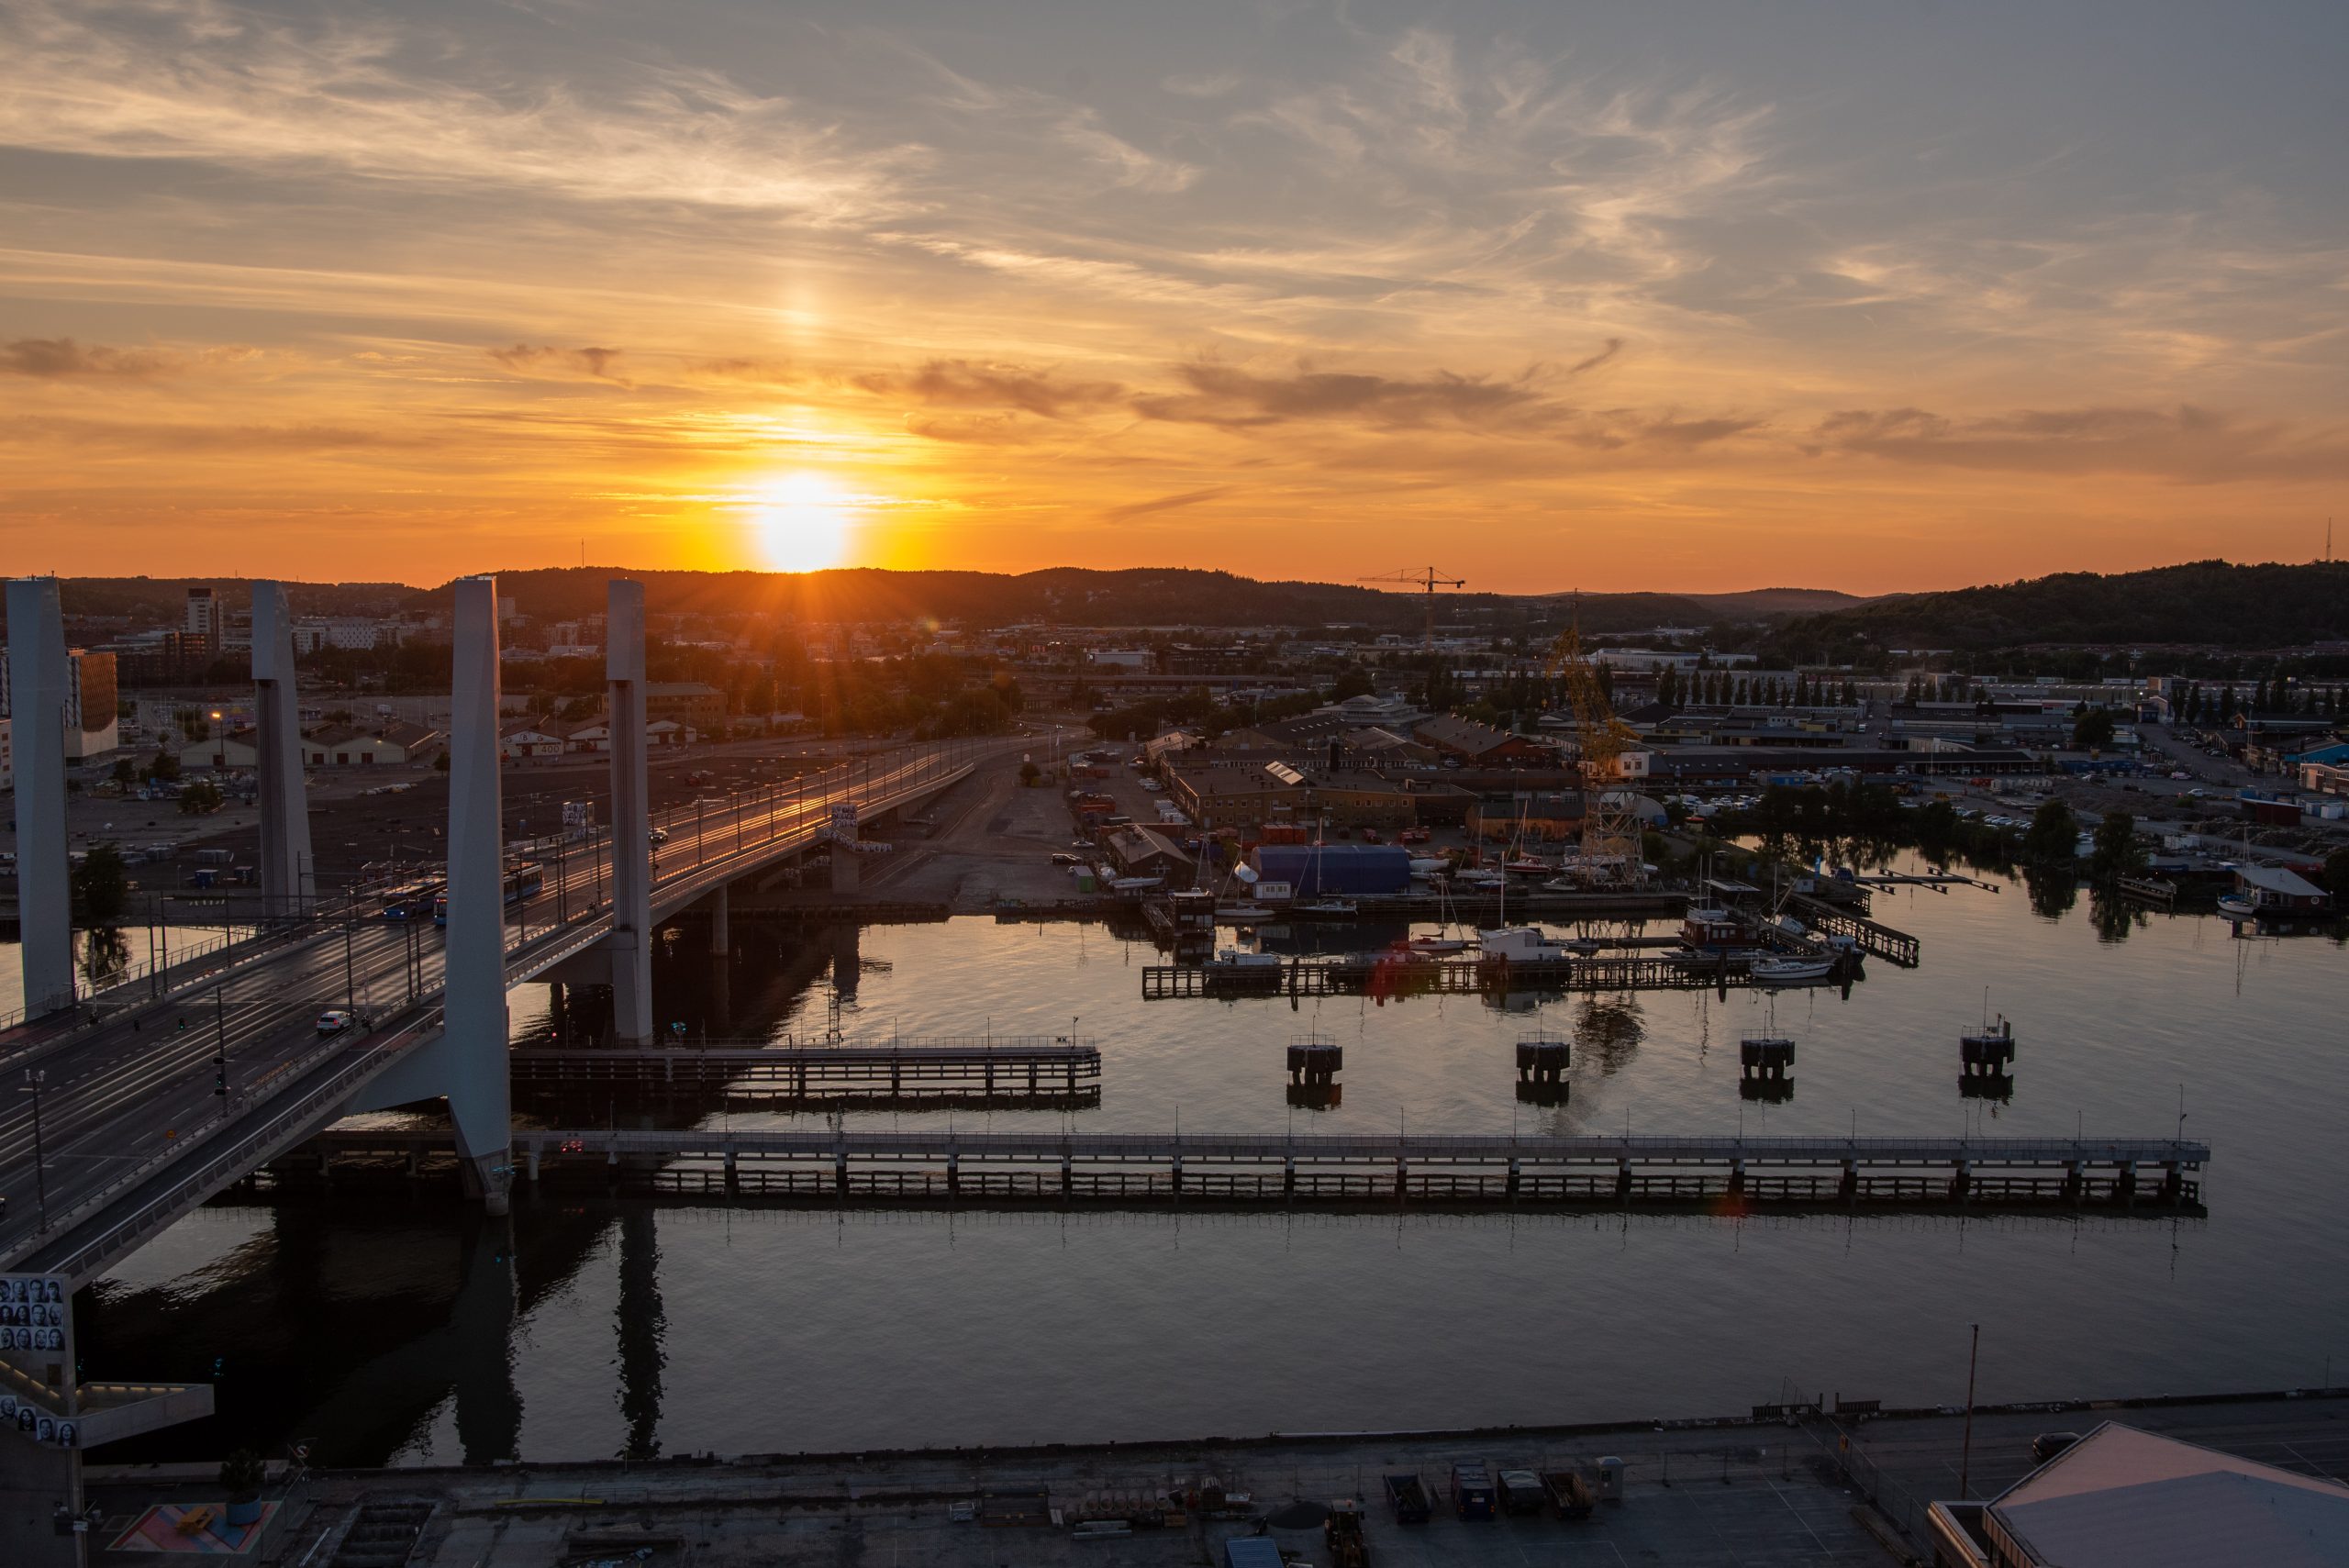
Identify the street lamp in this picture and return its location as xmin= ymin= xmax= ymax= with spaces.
xmin=18 ymin=1070 xmax=49 ymax=1229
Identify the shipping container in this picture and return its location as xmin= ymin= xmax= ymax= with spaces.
xmin=1249 ymin=843 xmax=1412 ymax=897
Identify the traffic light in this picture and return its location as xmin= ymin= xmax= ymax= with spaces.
xmin=214 ymin=1054 xmax=228 ymax=1097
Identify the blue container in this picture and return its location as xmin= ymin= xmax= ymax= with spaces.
xmin=1250 ymin=843 xmax=1412 ymax=897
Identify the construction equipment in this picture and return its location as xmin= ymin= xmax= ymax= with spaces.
xmin=1360 ymin=567 xmax=1465 ymax=655
xmin=1325 ymin=1498 xmax=1371 ymax=1566
xmin=1544 ymin=617 xmax=1647 ymax=888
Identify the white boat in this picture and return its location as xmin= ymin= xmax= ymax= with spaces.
xmin=1408 ymin=934 xmax=1472 ymax=954
xmin=1454 ymin=868 xmax=1506 ymax=889
xmin=1216 ymin=902 xmax=1275 ymax=922
xmin=1477 ymin=926 xmax=1567 ymax=962
xmin=2215 ymin=893 xmax=2259 ymax=920
xmin=1564 ymin=936 xmax=1603 ymax=955
xmin=1207 ymin=947 xmax=1281 ymax=970
xmin=1751 ymin=955 xmax=1835 ymax=984
xmin=1299 ymin=897 xmax=1357 ymax=915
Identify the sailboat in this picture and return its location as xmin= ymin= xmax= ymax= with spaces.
xmin=1409 ymin=874 xmax=1473 ymax=953
xmin=1477 ymin=798 xmax=1566 ymax=961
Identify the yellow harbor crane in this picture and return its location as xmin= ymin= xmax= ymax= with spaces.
xmin=1543 ymin=617 xmax=1647 ymax=888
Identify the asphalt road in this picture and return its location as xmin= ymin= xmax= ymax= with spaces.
xmin=0 ymin=740 xmax=1008 ymax=1273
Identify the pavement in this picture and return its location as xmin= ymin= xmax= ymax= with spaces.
xmin=83 ymin=1391 xmax=2349 ymax=1566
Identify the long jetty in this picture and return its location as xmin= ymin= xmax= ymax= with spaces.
xmin=290 ymin=1129 xmax=2206 ymax=1210
xmin=511 ymin=1037 xmax=1099 ymax=1102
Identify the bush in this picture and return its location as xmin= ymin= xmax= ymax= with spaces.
xmin=220 ymin=1449 xmax=265 ymax=1503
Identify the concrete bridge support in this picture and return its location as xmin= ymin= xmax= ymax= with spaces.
xmin=828 ymin=801 xmax=862 ymax=895
xmin=6 ymin=578 xmax=73 ymax=1020
xmin=709 ymin=884 xmax=730 ymax=956
xmin=444 ymin=577 xmax=514 ymax=1214
xmin=251 ymin=581 xmax=317 ymax=921
xmin=607 ymin=580 xmax=654 ymax=1045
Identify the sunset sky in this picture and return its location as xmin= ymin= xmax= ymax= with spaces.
xmin=2 ymin=0 xmax=2344 ymax=592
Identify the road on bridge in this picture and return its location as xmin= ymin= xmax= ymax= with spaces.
xmin=0 ymin=735 xmax=1017 ymax=1282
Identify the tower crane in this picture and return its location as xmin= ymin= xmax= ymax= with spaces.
xmin=1543 ymin=617 xmax=1647 ymax=889
xmin=1359 ymin=567 xmax=1465 ymax=656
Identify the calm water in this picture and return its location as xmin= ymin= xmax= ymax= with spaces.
xmin=55 ymin=863 xmax=2349 ymax=1463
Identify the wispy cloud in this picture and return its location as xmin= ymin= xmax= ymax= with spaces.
xmin=1103 ymin=485 xmax=1230 ymax=522
xmin=0 ymin=0 xmax=919 ymax=225
xmin=1 ymin=337 xmax=181 ymax=378
xmin=857 ymin=359 xmax=1125 ymax=418
xmin=1806 ymin=405 xmax=2349 ymax=483
xmin=487 ymin=343 xmax=631 ymax=384
xmin=1134 ymin=363 xmax=1549 ymax=429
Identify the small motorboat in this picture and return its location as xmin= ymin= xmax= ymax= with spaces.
xmin=1299 ymin=897 xmax=1358 ymax=915
xmin=1751 ymin=955 xmax=1835 ymax=984
xmin=1217 ymin=902 xmax=1275 ymax=922
xmin=1503 ymin=856 xmax=1551 ymax=875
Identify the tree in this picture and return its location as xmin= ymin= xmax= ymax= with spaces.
xmin=2021 ymin=798 xmax=2080 ymax=863
xmin=2325 ymin=845 xmax=2349 ymax=897
xmin=1017 ymin=760 xmax=1041 ymax=786
xmin=145 ymin=750 xmax=183 ymax=784
xmin=2071 ymin=706 xmax=2117 ymax=750
xmin=2087 ymin=810 xmax=2142 ymax=881
xmin=179 ymin=779 xmax=224 ymax=815
xmin=110 ymin=758 xmax=137 ymax=787
xmin=1327 ymin=665 xmax=1375 ymax=702
xmin=72 ymin=841 xmax=130 ymax=925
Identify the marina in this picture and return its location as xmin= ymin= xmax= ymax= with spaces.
xmin=1141 ymin=947 xmax=1856 ymax=998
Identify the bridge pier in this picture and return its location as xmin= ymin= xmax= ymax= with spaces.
xmin=445 ymin=576 xmax=514 ymax=1216
xmin=6 ymin=577 xmax=74 ymax=1020
xmin=251 ymin=581 xmax=316 ymax=922
xmin=607 ymin=580 xmax=655 ymax=1044
xmin=709 ymin=884 xmax=730 ymax=956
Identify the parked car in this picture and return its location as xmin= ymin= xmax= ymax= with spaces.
xmin=316 ymin=1009 xmax=353 ymax=1035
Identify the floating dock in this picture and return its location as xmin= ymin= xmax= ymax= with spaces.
xmin=291 ymin=1129 xmax=2207 ymax=1209
xmin=509 ymin=1037 xmax=1099 ymax=1102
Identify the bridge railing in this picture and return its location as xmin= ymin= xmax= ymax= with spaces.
xmin=23 ymin=1010 xmax=446 ymax=1284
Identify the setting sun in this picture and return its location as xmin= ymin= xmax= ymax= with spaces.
xmin=749 ymin=474 xmax=854 ymax=573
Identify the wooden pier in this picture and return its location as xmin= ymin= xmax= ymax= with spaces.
xmin=509 ymin=1037 xmax=1099 ymax=1102
xmin=1786 ymin=893 xmax=1921 ymax=967
xmin=290 ymin=1129 xmax=2208 ymax=1211
xmin=1141 ymin=948 xmax=1847 ymax=999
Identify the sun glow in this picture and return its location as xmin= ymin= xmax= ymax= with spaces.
xmin=749 ymin=473 xmax=855 ymax=572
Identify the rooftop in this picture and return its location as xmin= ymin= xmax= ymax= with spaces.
xmin=1985 ymin=1421 xmax=2349 ymax=1568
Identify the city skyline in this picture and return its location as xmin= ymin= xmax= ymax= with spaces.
xmin=3 ymin=0 xmax=2345 ymax=590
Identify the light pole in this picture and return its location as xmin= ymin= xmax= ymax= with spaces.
xmin=19 ymin=1069 xmax=49 ymax=1229
xmin=1958 ymin=1322 xmax=1981 ymax=1497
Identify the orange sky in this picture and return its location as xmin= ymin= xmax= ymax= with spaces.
xmin=3 ymin=1 xmax=2345 ymax=593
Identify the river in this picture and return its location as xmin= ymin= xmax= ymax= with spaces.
xmin=39 ymin=860 xmax=2349 ymax=1463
